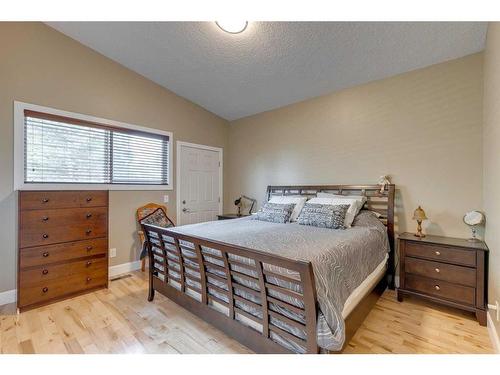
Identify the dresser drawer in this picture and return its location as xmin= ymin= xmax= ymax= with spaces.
xmin=405 ymin=257 xmax=476 ymax=287
xmin=79 ymin=191 xmax=108 ymax=208
xmin=20 ymin=210 xmax=108 ymax=248
xmin=20 ymin=191 xmax=108 ymax=210
xmin=19 ymin=238 xmax=108 ymax=268
xmin=20 ymin=257 xmax=107 ymax=287
xmin=405 ymin=274 xmax=475 ymax=306
xmin=18 ymin=271 xmax=108 ymax=308
xmin=21 ymin=207 xmax=107 ymax=232
xmin=405 ymin=242 xmax=476 ymax=267
xmin=20 ymin=191 xmax=80 ymax=210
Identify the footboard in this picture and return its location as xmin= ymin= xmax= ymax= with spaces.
xmin=142 ymin=223 xmax=319 ymax=354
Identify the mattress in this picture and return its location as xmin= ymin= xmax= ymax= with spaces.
xmin=342 ymin=254 xmax=388 ymax=318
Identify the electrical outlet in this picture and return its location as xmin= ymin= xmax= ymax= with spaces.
xmin=163 ymin=195 xmax=169 ymax=203
xmin=109 ymin=248 xmax=116 ymax=258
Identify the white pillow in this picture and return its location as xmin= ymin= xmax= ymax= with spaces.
xmin=316 ymin=193 xmax=367 ymax=215
xmin=268 ymin=196 xmax=307 ymax=222
xmin=307 ymin=196 xmax=362 ymax=228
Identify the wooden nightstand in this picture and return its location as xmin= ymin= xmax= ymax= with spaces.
xmin=397 ymin=232 xmax=488 ymax=326
xmin=217 ymin=214 xmax=250 ymax=220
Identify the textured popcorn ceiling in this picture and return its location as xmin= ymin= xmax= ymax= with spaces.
xmin=47 ymin=22 xmax=487 ymax=121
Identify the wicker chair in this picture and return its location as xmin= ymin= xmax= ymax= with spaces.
xmin=136 ymin=203 xmax=174 ymax=272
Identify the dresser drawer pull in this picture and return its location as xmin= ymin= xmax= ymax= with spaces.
xmin=434 ymin=285 xmax=440 ymax=291
xmin=42 ymin=269 xmax=49 ymax=275
xmin=435 ymin=268 xmax=440 ymax=273
xmin=42 ymin=198 xmax=49 ymax=203
xmin=86 ymin=277 xmax=92 ymax=283
xmin=86 ymin=261 xmax=92 ymax=267
xmin=42 ymin=252 xmax=50 ymax=258
xmin=86 ymin=213 xmax=93 ymax=218
xmin=85 ymin=229 xmax=92 ymax=235
xmin=42 ymin=216 xmax=49 ymax=221
xmin=435 ymin=251 xmax=441 ymax=256
xmin=86 ymin=197 xmax=93 ymax=202
xmin=42 ymin=233 xmax=49 ymax=239
xmin=42 ymin=287 xmax=48 ymax=293
xmin=86 ymin=245 xmax=93 ymax=251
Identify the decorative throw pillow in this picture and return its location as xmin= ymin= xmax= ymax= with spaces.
xmin=308 ymin=196 xmax=364 ymax=228
xmin=140 ymin=208 xmax=174 ymax=228
xmin=268 ymin=196 xmax=308 ymax=222
xmin=297 ymin=203 xmax=350 ymax=229
xmin=252 ymin=202 xmax=296 ymax=224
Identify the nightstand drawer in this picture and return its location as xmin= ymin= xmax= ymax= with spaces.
xmin=405 ymin=257 xmax=476 ymax=287
xmin=405 ymin=242 xmax=476 ymax=267
xmin=406 ymin=274 xmax=475 ymax=306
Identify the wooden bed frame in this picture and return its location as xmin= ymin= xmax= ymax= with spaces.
xmin=142 ymin=184 xmax=395 ymax=354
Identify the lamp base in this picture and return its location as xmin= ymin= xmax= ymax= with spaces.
xmin=414 ymin=233 xmax=426 ymax=238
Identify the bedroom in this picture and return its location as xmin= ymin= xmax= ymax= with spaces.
xmin=1 ymin=0 xmax=499 ymax=371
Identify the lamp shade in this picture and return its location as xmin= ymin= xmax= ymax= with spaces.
xmin=413 ymin=206 xmax=428 ymax=221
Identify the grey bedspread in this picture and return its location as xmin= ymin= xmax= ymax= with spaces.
xmin=166 ymin=210 xmax=389 ymax=351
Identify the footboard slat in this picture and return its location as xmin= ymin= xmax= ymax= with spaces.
xmin=173 ymin=238 xmax=186 ymax=292
xmin=142 ymin=224 xmax=319 ymax=354
xmin=256 ymin=260 xmax=270 ymax=338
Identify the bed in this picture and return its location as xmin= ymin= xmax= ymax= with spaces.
xmin=142 ymin=184 xmax=395 ymax=353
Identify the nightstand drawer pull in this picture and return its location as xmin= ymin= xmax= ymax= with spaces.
xmin=42 ymin=216 xmax=49 ymax=221
xmin=435 ymin=251 xmax=441 ymax=256
xmin=42 ymin=252 xmax=49 ymax=257
xmin=434 ymin=285 xmax=440 ymax=291
xmin=42 ymin=287 xmax=48 ymax=293
xmin=435 ymin=268 xmax=440 ymax=273
xmin=42 ymin=269 xmax=49 ymax=275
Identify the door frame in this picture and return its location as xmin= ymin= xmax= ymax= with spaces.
xmin=176 ymin=141 xmax=223 ymax=225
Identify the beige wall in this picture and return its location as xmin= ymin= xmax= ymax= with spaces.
xmin=483 ymin=22 xmax=500 ymax=339
xmin=227 ymin=54 xmax=484 ymax=242
xmin=0 ymin=22 xmax=229 ymax=293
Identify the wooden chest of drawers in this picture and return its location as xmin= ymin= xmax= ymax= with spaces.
xmin=396 ymin=232 xmax=488 ymax=325
xmin=18 ymin=190 xmax=109 ymax=311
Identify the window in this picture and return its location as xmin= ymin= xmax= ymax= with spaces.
xmin=15 ymin=102 xmax=172 ymax=190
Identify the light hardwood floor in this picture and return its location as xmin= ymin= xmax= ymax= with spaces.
xmin=0 ymin=271 xmax=493 ymax=354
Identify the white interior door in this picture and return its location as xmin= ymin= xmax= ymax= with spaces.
xmin=177 ymin=142 xmax=222 ymax=225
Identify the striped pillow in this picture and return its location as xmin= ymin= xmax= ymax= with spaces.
xmin=297 ymin=203 xmax=350 ymax=229
xmin=252 ymin=202 xmax=296 ymax=224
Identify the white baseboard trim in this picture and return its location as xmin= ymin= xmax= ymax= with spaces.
xmin=0 ymin=289 xmax=16 ymax=306
xmin=109 ymin=260 xmax=143 ymax=278
xmin=487 ymin=310 xmax=500 ymax=354
xmin=0 ymin=260 xmax=145 ymax=307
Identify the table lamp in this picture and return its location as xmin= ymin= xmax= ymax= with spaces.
xmin=413 ymin=206 xmax=428 ymax=238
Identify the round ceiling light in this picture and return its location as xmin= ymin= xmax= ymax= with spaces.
xmin=215 ymin=21 xmax=248 ymax=34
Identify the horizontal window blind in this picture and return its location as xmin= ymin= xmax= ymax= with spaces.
xmin=24 ymin=110 xmax=170 ymax=185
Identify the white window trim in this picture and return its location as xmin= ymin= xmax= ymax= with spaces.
xmin=14 ymin=101 xmax=173 ymax=191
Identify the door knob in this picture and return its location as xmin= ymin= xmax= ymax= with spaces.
xmin=182 ymin=208 xmax=190 ymax=212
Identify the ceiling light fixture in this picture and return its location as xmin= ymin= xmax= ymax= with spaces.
xmin=215 ymin=21 xmax=248 ymax=34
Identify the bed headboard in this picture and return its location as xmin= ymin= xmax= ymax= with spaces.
xmin=266 ymin=184 xmax=396 ymax=288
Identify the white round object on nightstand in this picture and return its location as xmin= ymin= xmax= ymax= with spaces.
xmin=463 ymin=210 xmax=485 ymax=242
